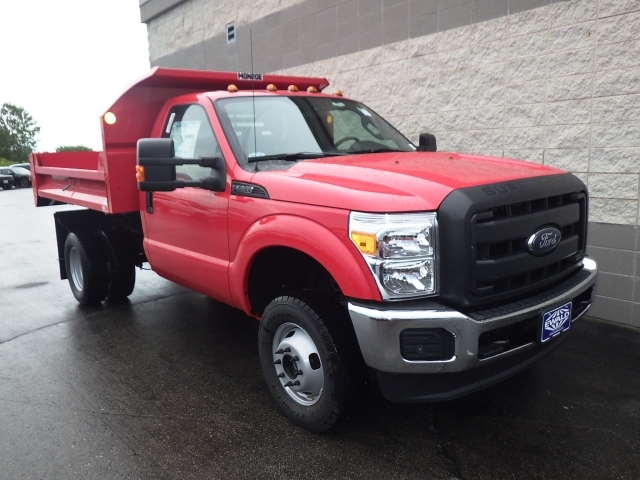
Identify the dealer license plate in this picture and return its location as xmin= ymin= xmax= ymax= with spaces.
xmin=541 ymin=301 xmax=572 ymax=342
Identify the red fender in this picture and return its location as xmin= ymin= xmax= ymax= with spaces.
xmin=229 ymin=214 xmax=381 ymax=316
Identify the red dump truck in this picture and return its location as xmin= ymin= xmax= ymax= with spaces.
xmin=31 ymin=67 xmax=597 ymax=432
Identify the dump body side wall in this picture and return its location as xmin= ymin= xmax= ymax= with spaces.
xmin=30 ymin=151 xmax=111 ymax=212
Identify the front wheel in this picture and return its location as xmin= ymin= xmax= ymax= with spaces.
xmin=258 ymin=291 xmax=368 ymax=432
xmin=64 ymin=232 xmax=109 ymax=305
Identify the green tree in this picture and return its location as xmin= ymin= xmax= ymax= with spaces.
xmin=0 ymin=103 xmax=40 ymax=162
xmin=56 ymin=145 xmax=92 ymax=152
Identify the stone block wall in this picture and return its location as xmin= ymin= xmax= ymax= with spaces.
xmin=142 ymin=0 xmax=640 ymax=327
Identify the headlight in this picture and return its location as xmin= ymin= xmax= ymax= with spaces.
xmin=349 ymin=212 xmax=437 ymax=299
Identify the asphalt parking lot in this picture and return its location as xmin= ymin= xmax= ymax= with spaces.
xmin=1 ymin=186 xmax=639 ymax=479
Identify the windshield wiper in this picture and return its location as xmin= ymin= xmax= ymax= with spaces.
xmin=247 ymin=152 xmax=345 ymax=163
xmin=347 ymin=148 xmax=405 ymax=155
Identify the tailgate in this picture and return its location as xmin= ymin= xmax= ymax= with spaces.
xmin=30 ymin=151 xmax=139 ymax=213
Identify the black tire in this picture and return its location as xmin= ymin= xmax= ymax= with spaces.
xmin=258 ymin=291 xmax=368 ymax=432
xmin=64 ymin=232 xmax=109 ymax=305
xmin=107 ymin=262 xmax=136 ymax=299
xmin=20 ymin=177 xmax=30 ymax=188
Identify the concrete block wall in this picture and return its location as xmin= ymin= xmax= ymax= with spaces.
xmin=145 ymin=0 xmax=300 ymax=65
xmin=142 ymin=0 xmax=640 ymax=327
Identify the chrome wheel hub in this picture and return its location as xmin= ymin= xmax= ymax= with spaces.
xmin=68 ymin=247 xmax=83 ymax=291
xmin=272 ymin=323 xmax=324 ymax=406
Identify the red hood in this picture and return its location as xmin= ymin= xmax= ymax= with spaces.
xmin=251 ymin=152 xmax=565 ymax=212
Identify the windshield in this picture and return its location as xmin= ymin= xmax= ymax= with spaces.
xmin=11 ymin=167 xmax=30 ymax=175
xmin=214 ymin=96 xmax=415 ymax=169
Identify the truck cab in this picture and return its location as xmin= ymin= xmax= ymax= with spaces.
xmin=30 ymin=68 xmax=597 ymax=432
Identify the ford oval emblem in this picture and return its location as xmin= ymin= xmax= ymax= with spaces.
xmin=527 ymin=227 xmax=561 ymax=255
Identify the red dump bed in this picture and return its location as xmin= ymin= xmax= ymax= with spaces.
xmin=31 ymin=151 xmax=111 ymax=212
xmin=31 ymin=67 xmax=329 ymax=214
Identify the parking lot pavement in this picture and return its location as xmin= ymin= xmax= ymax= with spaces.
xmin=1 ymin=187 xmax=639 ymax=479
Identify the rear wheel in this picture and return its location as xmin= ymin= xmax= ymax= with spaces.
xmin=64 ymin=232 xmax=109 ymax=305
xmin=258 ymin=291 xmax=368 ymax=432
xmin=107 ymin=262 xmax=136 ymax=300
xmin=20 ymin=177 xmax=30 ymax=188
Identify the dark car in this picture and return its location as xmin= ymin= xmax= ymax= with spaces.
xmin=0 ymin=167 xmax=31 ymax=188
xmin=0 ymin=173 xmax=14 ymax=190
xmin=10 ymin=163 xmax=30 ymax=172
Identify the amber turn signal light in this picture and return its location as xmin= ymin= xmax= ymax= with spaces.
xmin=135 ymin=165 xmax=145 ymax=182
xmin=350 ymin=232 xmax=377 ymax=255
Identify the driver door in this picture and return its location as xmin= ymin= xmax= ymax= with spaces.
xmin=143 ymin=102 xmax=232 ymax=304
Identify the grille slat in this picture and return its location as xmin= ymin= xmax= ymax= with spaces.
xmin=471 ymin=192 xmax=586 ymax=298
xmin=474 ymin=202 xmax=580 ymax=244
xmin=475 ymin=236 xmax=579 ymax=279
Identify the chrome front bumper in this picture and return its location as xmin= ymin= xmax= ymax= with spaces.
xmin=348 ymin=258 xmax=597 ymax=374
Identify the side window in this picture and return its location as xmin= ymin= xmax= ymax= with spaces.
xmin=162 ymin=104 xmax=221 ymax=181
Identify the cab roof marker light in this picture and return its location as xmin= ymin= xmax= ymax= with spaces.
xmin=307 ymin=86 xmax=318 ymax=93
xmin=288 ymin=85 xmax=299 ymax=92
xmin=333 ymin=89 xmax=343 ymax=96
xmin=267 ymin=84 xmax=277 ymax=91
xmin=227 ymin=84 xmax=239 ymax=92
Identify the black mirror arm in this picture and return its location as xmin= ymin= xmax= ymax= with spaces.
xmin=198 ymin=156 xmax=225 ymax=170
xmin=140 ymin=156 xmax=224 ymax=169
xmin=157 ymin=156 xmax=225 ymax=169
xmin=139 ymin=178 xmax=225 ymax=192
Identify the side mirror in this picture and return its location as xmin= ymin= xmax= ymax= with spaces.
xmin=137 ymin=139 xmax=177 ymax=191
xmin=417 ymin=133 xmax=437 ymax=152
xmin=136 ymin=138 xmax=226 ymax=192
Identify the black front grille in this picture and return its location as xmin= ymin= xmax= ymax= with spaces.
xmin=471 ymin=192 xmax=586 ymax=298
xmin=438 ymin=173 xmax=588 ymax=311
